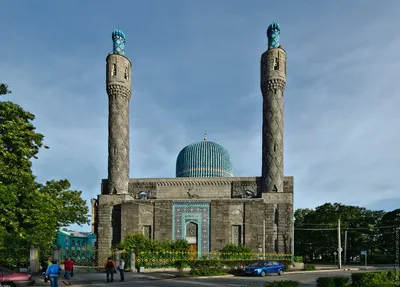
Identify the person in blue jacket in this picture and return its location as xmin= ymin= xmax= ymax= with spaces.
xmin=45 ymin=260 xmax=62 ymax=287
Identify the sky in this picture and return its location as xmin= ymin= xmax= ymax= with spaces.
xmin=1 ymin=1 xmax=399 ymax=232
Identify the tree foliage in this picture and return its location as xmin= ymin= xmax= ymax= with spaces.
xmin=118 ymin=233 xmax=190 ymax=253
xmin=0 ymin=83 xmax=89 ymax=251
xmin=294 ymin=202 xmax=397 ymax=264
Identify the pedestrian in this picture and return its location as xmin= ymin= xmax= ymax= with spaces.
xmin=45 ymin=260 xmax=62 ymax=287
xmin=47 ymin=257 xmax=53 ymax=268
xmin=70 ymin=258 xmax=75 ymax=277
xmin=63 ymin=258 xmax=73 ymax=280
xmin=104 ymin=257 xmax=116 ymax=283
xmin=118 ymin=259 xmax=125 ymax=282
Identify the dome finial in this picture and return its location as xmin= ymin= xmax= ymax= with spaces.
xmin=204 ymin=130 xmax=207 ymax=141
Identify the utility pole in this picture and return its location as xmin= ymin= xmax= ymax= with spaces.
xmin=338 ymin=218 xmax=342 ymax=269
xmin=344 ymin=231 xmax=348 ymax=265
xmin=263 ymin=219 xmax=266 ymax=259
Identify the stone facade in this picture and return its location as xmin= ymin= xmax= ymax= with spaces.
xmin=94 ymin=26 xmax=294 ymax=265
xmin=106 ymin=53 xmax=132 ymax=195
xmin=95 ymin=176 xmax=293 ymax=263
xmin=260 ymin=46 xmax=286 ymax=193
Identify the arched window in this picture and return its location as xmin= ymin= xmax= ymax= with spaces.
xmin=124 ymin=67 xmax=129 ymax=80
xmin=112 ymin=64 xmax=117 ymax=76
xmin=274 ymin=209 xmax=279 ymax=225
xmin=138 ymin=191 xmax=148 ymax=200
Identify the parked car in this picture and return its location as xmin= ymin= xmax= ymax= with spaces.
xmin=0 ymin=266 xmax=35 ymax=287
xmin=243 ymin=260 xmax=285 ymax=276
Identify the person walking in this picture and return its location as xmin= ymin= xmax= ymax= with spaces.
xmin=63 ymin=258 xmax=73 ymax=280
xmin=104 ymin=257 xmax=116 ymax=283
xmin=47 ymin=257 xmax=53 ymax=268
xmin=45 ymin=260 xmax=62 ymax=287
xmin=70 ymin=258 xmax=75 ymax=277
xmin=118 ymin=259 xmax=125 ymax=282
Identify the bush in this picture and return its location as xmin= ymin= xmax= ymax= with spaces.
xmin=351 ymin=270 xmax=397 ymax=286
xmin=188 ymin=259 xmax=226 ymax=276
xmin=263 ymin=281 xmax=299 ymax=287
xmin=316 ymin=276 xmax=349 ymax=287
xmin=304 ymin=264 xmax=316 ymax=271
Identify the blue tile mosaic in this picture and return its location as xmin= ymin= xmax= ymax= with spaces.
xmin=112 ymin=29 xmax=126 ymax=55
xmin=172 ymin=201 xmax=210 ymax=257
xmin=176 ymin=141 xmax=233 ymax=177
xmin=267 ymin=22 xmax=280 ymax=48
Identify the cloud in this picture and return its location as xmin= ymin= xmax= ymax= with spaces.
xmin=1 ymin=1 xmax=400 ymax=232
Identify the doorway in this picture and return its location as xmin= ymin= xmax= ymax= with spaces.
xmin=185 ymin=222 xmax=198 ymax=259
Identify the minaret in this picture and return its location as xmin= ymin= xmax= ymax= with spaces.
xmin=260 ymin=23 xmax=286 ymax=193
xmin=107 ymin=30 xmax=132 ymax=194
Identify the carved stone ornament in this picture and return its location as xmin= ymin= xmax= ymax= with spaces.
xmin=231 ymin=181 xmax=259 ymax=198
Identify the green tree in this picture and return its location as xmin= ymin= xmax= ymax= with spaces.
xmin=378 ymin=208 xmax=400 ymax=254
xmin=294 ymin=203 xmax=386 ymax=263
xmin=0 ymin=83 xmax=89 ymax=251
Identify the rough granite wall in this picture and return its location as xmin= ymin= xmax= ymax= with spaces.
xmin=96 ymin=176 xmax=293 ymax=264
xmin=106 ymin=53 xmax=132 ymax=195
xmin=260 ymin=47 xmax=287 ymax=194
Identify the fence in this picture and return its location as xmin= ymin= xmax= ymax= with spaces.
xmin=0 ymin=247 xmax=30 ymax=270
xmin=134 ymin=251 xmax=302 ymax=269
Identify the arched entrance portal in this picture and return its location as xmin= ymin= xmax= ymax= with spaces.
xmin=185 ymin=222 xmax=198 ymax=259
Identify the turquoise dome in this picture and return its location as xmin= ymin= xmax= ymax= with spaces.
xmin=176 ymin=140 xmax=233 ymax=177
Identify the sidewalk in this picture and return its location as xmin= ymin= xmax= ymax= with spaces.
xmin=32 ymin=265 xmax=393 ymax=286
xmin=32 ymin=271 xmax=177 ymax=286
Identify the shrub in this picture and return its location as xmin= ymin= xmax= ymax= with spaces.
xmin=263 ymin=281 xmax=299 ymax=287
xmin=303 ymin=264 xmax=316 ymax=271
xmin=316 ymin=276 xmax=349 ymax=287
xmin=188 ymin=259 xmax=226 ymax=276
xmin=351 ymin=270 xmax=397 ymax=286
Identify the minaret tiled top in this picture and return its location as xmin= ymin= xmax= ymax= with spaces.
xmin=267 ymin=22 xmax=281 ymax=49
xmin=112 ymin=29 xmax=126 ymax=55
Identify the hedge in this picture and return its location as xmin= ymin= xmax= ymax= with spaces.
xmin=351 ymin=270 xmax=398 ymax=286
xmin=187 ymin=259 xmax=226 ymax=276
xmin=316 ymin=276 xmax=349 ymax=287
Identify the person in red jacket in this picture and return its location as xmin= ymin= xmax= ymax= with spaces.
xmin=63 ymin=258 xmax=73 ymax=280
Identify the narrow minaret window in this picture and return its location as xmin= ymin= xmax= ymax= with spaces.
xmin=274 ymin=208 xmax=279 ymax=225
xmin=274 ymin=143 xmax=277 ymax=152
xmin=112 ymin=64 xmax=117 ymax=76
xmin=273 ymin=57 xmax=279 ymax=70
xmin=124 ymin=67 xmax=129 ymax=80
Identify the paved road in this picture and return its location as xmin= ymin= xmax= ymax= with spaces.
xmin=34 ymin=268 xmax=389 ymax=287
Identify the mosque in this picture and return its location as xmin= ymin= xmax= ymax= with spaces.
xmin=92 ymin=23 xmax=294 ymax=263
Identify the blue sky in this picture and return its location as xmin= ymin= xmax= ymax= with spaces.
xmin=1 ymin=1 xmax=399 ymax=232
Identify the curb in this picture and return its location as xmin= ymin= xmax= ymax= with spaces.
xmin=288 ymin=268 xmax=361 ymax=274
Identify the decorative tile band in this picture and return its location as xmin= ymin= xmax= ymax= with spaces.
xmin=172 ymin=201 xmax=210 ymax=257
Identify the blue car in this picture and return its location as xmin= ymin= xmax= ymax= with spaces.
xmin=243 ymin=261 xmax=285 ymax=277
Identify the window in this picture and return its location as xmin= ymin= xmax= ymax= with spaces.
xmin=143 ymin=225 xmax=152 ymax=239
xmin=274 ymin=209 xmax=279 ymax=225
xmin=232 ymin=225 xmax=242 ymax=245
xmin=124 ymin=67 xmax=129 ymax=80
xmin=77 ymin=241 xmax=80 ymax=247
xmin=273 ymin=58 xmax=279 ymax=70
xmin=138 ymin=191 xmax=148 ymax=200
xmin=274 ymin=143 xmax=277 ymax=152
xmin=274 ymin=239 xmax=279 ymax=253
xmin=112 ymin=64 xmax=117 ymax=76
xmin=72 ymin=240 xmax=75 ymax=246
